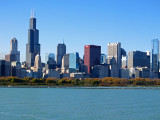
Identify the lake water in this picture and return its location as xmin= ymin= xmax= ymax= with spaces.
xmin=0 ymin=87 xmax=160 ymax=120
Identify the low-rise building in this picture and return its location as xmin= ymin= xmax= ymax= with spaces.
xmin=110 ymin=65 xmax=119 ymax=78
xmin=61 ymin=73 xmax=70 ymax=78
xmin=11 ymin=61 xmax=21 ymax=78
xmin=92 ymin=65 xmax=109 ymax=78
xmin=70 ymin=73 xmax=90 ymax=79
xmin=44 ymin=70 xmax=60 ymax=78
xmin=135 ymin=67 xmax=150 ymax=78
xmin=0 ymin=60 xmax=11 ymax=77
xmin=120 ymin=68 xmax=129 ymax=79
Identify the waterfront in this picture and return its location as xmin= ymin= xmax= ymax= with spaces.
xmin=0 ymin=88 xmax=160 ymax=120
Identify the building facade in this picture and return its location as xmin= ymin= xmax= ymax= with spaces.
xmin=69 ymin=52 xmax=79 ymax=73
xmin=61 ymin=54 xmax=69 ymax=73
xmin=26 ymin=12 xmax=40 ymax=68
xmin=101 ymin=54 xmax=107 ymax=64
xmin=0 ymin=60 xmax=11 ymax=77
xmin=11 ymin=61 xmax=21 ymax=78
xmin=128 ymin=50 xmax=150 ymax=69
xmin=34 ymin=54 xmax=42 ymax=69
xmin=150 ymin=39 xmax=159 ymax=73
xmin=107 ymin=42 xmax=121 ymax=68
xmin=56 ymin=43 xmax=66 ymax=67
xmin=120 ymin=68 xmax=129 ymax=79
xmin=122 ymin=56 xmax=127 ymax=68
xmin=45 ymin=53 xmax=55 ymax=64
xmin=84 ymin=45 xmax=101 ymax=74
xmin=92 ymin=65 xmax=109 ymax=78
xmin=5 ymin=38 xmax=20 ymax=62
xmin=45 ymin=53 xmax=56 ymax=70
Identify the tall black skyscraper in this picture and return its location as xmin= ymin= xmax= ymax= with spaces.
xmin=56 ymin=43 xmax=66 ymax=67
xmin=26 ymin=11 xmax=40 ymax=68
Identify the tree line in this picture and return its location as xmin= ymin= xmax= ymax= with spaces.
xmin=0 ymin=77 xmax=160 ymax=86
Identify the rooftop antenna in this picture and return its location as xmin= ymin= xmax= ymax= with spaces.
xmin=59 ymin=40 xmax=60 ymax=44
xmin=31 ymin=9 xmax=32 ymax=18
xmin=63 ymin=38 xmax=64 ymax=44
xmin=33 ymin=8 xmax=35 ymax=18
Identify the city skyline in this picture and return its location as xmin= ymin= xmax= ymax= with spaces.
xmin=0 ymin=0 xmax=160 ymax=62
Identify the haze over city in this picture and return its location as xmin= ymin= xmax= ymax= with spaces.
xmin=1 ymin=0 xmax=160 ymax=62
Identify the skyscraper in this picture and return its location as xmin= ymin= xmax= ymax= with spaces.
xmin=101 ymin=54 xmax=107 ymax=64
xmin=56 ymin=43 xmax=66 ymax=67
xmin=69 ymin=52 xmax=79 ymax=73
xmin=45 ymin=53 xmax=56 ymax=70
xmin=0 ymin=60 xmax=11 ymax=77
xmin=107 ymin=42 xmax=121 ymax=68
xmin=84 ymin=45 xmax=101 ymax=74
xmin=150 ymin=39 xmax=159 ymax=73
xmin=26 ymin=11 xmax=40 ymax=68
xmin=45 ymin=53 xmax=55 ymax=64
xmin=34 ymin=54 xmax=42 ymax=69
xmin=122 ymin=56 xmax=127 ymax=68
xmin=61 ymin=54 xmax=69 ymax=73
xmin=5 ymin=38 xmax=20 ymax=62
xmin=127 ymin=50 xmax=150 ymax=69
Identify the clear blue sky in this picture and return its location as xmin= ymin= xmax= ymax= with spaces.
xmin=0 ymin=0 xmax=160 ymax=62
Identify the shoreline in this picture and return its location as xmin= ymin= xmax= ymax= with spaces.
xmin=1 ymin=85 xmax=160 ymax=89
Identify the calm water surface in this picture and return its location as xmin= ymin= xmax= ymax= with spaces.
xmin=0 ymin=87 xmax=160 ymax=120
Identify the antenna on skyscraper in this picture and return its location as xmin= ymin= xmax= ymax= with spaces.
xmin=33 ymin=8 xmax=35 ymax=18
xmin=31 ymin=9 xmax=35 ymax=18
xmin=63 ymin=38 xmax=64 ymax=44
xmin=31 ymin=9 xmax=32 ymax=18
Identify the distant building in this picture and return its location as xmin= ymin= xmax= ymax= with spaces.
xmin=128 ymin=51 xmax=150 ymax=69
xmin=5 ymin=38 xmax=20 ymax=62
xmin=150 ymin=39 xmax=159 ymax=73
xmin=107 ymin=42 xmax=121 ymax=68
xmin=79 ymin=57 xmax=87 ymax=73
xmin=32 ymin=54 xmax=42 ymax=78
xmin=79 ymin=64 xmax=88 ymax=73
xmin=92 ymin=65 xmax=109 ymax=78
xmin=70 ymin=73 xmax=90 ymax=79
xmin=44 ymin=70 xmax=60 ymax=78
xmin=121 ymin=48 xmax=126 ymax=57
xmin=110 ymin=65 xmax=120 ymax=78
xmin=101 ymin=54 xmax=107 ymax=64
xmin=135 ymin=67 xmax=150 ymax=78
xmin=56 ymin=43 xmax=66 ymax=67
xmin=0 ymin=60 xmax=11 ymax=77
xmin=61 ymin=73 xmax=70 ymax=78
xmin=21 ymin=68 xmax=27 ymax=78
xmin=122 ymin=56 xmax=127 ymax=68
xmin=26 ymin=11 xmax=40 ymax=68
xmin=84 ymin=45 xmax=101 ymax=74
xmin=34 ymin=54 xmax=42 ymax=69
xmin=69 ymin=52 xmax=79 ymax=73
xmin=150 ymin=71 xmax=159 ymax=79
xmin=45 ymin=53 xmax=55 ymax=64
xmin=120 ymin=68 xmax=129 ymax=79
xmin=129 ymin=67 xmax=136 ymax=78
xmin=61 ymin=54 xmax=69 ymax=73
xmin=26 ymin=70 xmax=34 ymax=77
xmin=11 ymin=61 xmax=21 ymax=78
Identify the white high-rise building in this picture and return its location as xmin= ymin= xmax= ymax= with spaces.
xmin=107 ymin=42 xmax=121 ymax=68
xmin=34 ymin=54 xmax=42 ymax=69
